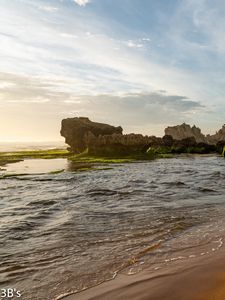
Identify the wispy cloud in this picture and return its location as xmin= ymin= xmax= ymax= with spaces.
xmin=1 ymin=0 xmax=225 ymax=140
xmin=62 ymin=92 xmax=205 ymax=132
xmin=73 ymin=0 xmax=90 ymax=7
xmin=38 ymin=5 xmax=59 ymax=12
xmin=127 ymin=40 xmax=143 ymax=48
xmin=0 ymin=4 xmax=200 ymax=98
xmin=0 ymin=72 xmax=206 ymax=133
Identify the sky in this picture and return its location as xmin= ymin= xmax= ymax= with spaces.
xmin=0 ymin=0 xmax=225 ymax=142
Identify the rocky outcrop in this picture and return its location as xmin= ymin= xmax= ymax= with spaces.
xmin=60 ymin=117 xmax=224 ymax=155
xmin=61 ymin=117 xmax=161 ymax=154
xmin=207 ymin=124 xmax=225 ymax=144
xmin=165 ymin=123 xmax=225 ymax=146
xmin=60 ymin=117 xmax=122 ymax=153
xmin=165 ymin=123 xmax=207 ymax=143
xmin=85 ymin=132 xmax=160 ymax=155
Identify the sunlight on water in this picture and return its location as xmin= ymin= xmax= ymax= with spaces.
xmin=4 ymin=158 xmax=67 ymax=174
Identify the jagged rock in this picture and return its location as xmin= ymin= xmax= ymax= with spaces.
xmin=165 ymin=123 xmax=225 ymax=146
xmin=85 ymin=132 xmax=158 ymax=155
xmin=60 ymin=117 xmax=161 ymax=154
xmin=60 ymin=117 xmax=122 ymax=153
xmin=207 ymin=124 xmax=225 ymax=144
xmin=60 ymin=117 xmax=224 ymax=155
xmin=165 ymin=123 xmax=207 ymax=143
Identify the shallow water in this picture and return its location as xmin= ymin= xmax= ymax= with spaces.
xmin=4 ymin=158 xmax=68 ymax=174
xmin=1 ymin=156 xmax=225 ymax=300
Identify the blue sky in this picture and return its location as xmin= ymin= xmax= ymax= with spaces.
xmin=0 ymin=0 xmax=225 ymax=141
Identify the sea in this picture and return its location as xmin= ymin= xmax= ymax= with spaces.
xmin=0 ymin=141 xmax=66 ymax=152
xmin=1 ymin=152 xmax=225 ymax=299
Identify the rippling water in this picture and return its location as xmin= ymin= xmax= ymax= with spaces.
xmin=1 ymin=155 xmax=225 ymax=299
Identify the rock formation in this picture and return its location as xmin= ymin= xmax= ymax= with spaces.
xmin=207 ymin=124 xmax=225 ymax=144
xmin=165 ymin=123 xmax=225 ymax=146
xmin=165 ymin=123 xmax=207 ymax=143
xmin=61 ymin=117 xmax=160 ymax=154
xmin=85 ymin=132 xmax=160 ymax=155
xmin=60 ymin=117 xmax=122 ymax=153
xmin=60 ymin=117 xmax=224 ymax=155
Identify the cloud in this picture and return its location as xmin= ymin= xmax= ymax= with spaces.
xmin=1 ymin=0 xmax=221 ymax=104
xmin=0 ymin=81 xmax=15 ymax=89
xmin=38 ymin=6 xmax=58 ymax=12
xmin=0 ymin=72 xmax=201 ymax=102
xmin=60 ymin=33 xmax=78 ymax=39
xmin=68 ymin=92 xmax=204 ymax=124
xmin=127 ymin=40 xmax=143 ymax=48
xmin=1 ymin=0 xmax=225 ymax=140
xmin=142 ymin=38 xmax=151 ymax=42
xmin=0 ymin=73 xmax=71 ymax=104
xmin=0 ymin=72 xmax=204 ymax=118
xmin=73 ymin=0 xmax=90 ymax=6
xmin=59 ymin=92 xmax=207 ymax=135
xmin=0 ymin=72 xmax=221 ymax=140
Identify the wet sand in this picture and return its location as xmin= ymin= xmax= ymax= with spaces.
xmin=64 ymin=252 xmax=225 ymax=300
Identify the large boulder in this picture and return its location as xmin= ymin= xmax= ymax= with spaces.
xmin=60 ymin=117 xmax=122 ymax=153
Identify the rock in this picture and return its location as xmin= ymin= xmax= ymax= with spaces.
xmin=165 ymin=123 xmax=225 ymax=146
xmin=86 ymin=132 xmax=157 ymax=155
xmin=165 ymin=123 xmax=207 ymax=143
xmin=173 ymin=137 xmax=197 ymax=148
xmin=60 ymin=117 xmax=160 ymax=155
xmin=60 ymin=117 xmax=122 ymax=153
xmin=60 ymin=117 xmax=224 ymax=155
xmin=162 ymin=135 xmax=174 ymax=147
xmin=207 ymin=124 xmax=225 ymax=144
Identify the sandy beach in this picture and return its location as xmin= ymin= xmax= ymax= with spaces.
xmin=64 ymin=251 xmax=225 ymax=300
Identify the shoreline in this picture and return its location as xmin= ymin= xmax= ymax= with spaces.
xmin=63 ymin=250 xmax=225 ymax=300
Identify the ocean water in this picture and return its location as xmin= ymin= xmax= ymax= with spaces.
xmin=1 ymin=156 xmax=225 ymax=299
xmin=0 ymin=141 xmax=66 ymax=152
